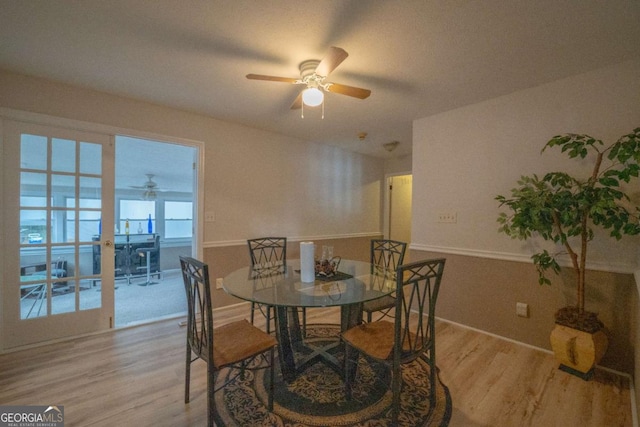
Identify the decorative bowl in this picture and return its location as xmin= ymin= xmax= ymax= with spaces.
xmin=315 ymin=256 xmax=341 ymax=277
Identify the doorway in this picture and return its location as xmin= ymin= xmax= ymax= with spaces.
xmin=386 ymin=173 xmax=412 ymax=244
xmin=1 ymin=115 xmax=203 ymax=350
xmin=113 ymin=136 xmax=196 ymax=326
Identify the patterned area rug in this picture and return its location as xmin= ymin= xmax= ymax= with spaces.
xmin=213 ymin=324 xmax=452 ymax=426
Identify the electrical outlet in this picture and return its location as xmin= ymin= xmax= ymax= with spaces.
xmin=516 ymin=302 xmax=529 ymax=318
xmin=216 ymin=278 xmax=224 ymax=289
xmin=205 ymin=211 xmax=215 ymax=222
xmin=437 ymin=212 xmax=457 ymax=223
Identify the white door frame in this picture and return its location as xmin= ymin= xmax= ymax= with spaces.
xmin=0 ymin=108 xmax=204 ymax=351
xmin=383 ymin=171 xmax=412 ymax=242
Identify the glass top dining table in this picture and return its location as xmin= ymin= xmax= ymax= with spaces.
xmin=222 ymin=259 xmax=397 ymax=381
xmin=222 ymin=259 xmax=396 ymax=308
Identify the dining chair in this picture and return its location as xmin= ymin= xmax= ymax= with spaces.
xmin=342 ymin=258 xmax=446 ymax=425
xmin=247 ymin=237 xmax=304 ymax=334
xmin=362 ymin=239 xmax=407 ymax=322
xmin=180 ymin=256 xmax=277 ymax=427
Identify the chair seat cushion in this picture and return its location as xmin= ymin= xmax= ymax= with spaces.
xmin=213 ymin=319 xmax=277 ymax=368
xmin=362 ymin=295 xmax=395 ymax=313
xmin=342 ymin=321 xmax=396 ymax=360
xmin=342 ymin=321 xmax=424 ymax=361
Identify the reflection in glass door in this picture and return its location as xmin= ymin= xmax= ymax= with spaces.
xmin=3 ymin=120 xmax=114 ymax=349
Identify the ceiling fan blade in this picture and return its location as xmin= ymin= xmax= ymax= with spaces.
xmin=326 ymin=83 xmax=371 ymax=99
xmin=315 ymin=46 xmax=349 ymax=77
xmin=290 ymin=92 xmax=303 ymax=109
xmin=246 ymin=74 xmax=298 ymax=83
xmin=129 ymin=185 xmax=167 ymax=191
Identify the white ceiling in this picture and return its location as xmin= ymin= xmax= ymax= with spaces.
xmin=1 ymin=0 xmax=639 ymax=161
xmin=115 ymin=136 xmax=195 ymax=193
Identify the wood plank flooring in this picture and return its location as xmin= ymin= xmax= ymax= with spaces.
xmin=0 ymin=305 xmax=632 ymax=426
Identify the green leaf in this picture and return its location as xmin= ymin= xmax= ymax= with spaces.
xmin=496 ymin=127 xmax=640 ymax=302
xmin=598 ymin=177 xmax=619 ymax=187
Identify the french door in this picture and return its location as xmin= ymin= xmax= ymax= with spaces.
xmin=2 ymin=120 xmax=115 ymax=349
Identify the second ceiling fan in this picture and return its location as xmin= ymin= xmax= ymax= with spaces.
xmin=130 ymin=174 xmax=165 ymax=200
xmin=246 ymin=46 xmax=371 ymax=111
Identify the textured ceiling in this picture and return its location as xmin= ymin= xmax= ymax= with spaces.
xmin=1 ymin=0 xmax=639 ymax=161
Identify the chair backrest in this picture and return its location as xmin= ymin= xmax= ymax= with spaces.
xmin=51 ymin=258 xmax=67 ymax=278
xmin=247 ymin=237 xmax=287 ymax=268
xmin=393 ymin=258 xmax=446 ymax=363
xmin=180 ymin=256 xmax=213 ymax=363
xmin=370 ymin=239 xmax=407 ymax=276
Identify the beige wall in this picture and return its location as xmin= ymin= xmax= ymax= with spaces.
xmin=410 ymin=60 xmax=640 ymax=395
xmin=0 ymin=71 xmax=385 ymax=245
xmin=413 ymin=249 xmax=637 ymax=374
xmin=0 ymin=70 xmax=385 ymax=350
xmin=413 ymin=60 xmax=640 ymax=269
xmin=384 ymin=153 xmax=412 ymax=175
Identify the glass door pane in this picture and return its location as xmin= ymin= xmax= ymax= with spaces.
xmin=3 ymin=120 xmax=114 ymax=349
xmin=18 ymin=134 xmax=105 ymax=318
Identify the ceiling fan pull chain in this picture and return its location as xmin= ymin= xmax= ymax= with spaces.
xmin=321 ymin=98 xmax=325 ymax=119
xmin=301 ymin=102 xmax=305 ymax=119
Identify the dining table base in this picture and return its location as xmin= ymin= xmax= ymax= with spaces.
xmin=274 ymin=303 xmax=363 ymax=382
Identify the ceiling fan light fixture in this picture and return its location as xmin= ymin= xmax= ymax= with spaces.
xmin=383 ymin=141 xmax=400 ymax=152
xmin=246 ymin=46 xmax=370 ymax=117
xmin=143 ymin=189 xmax=157 ymax=200
xmin=302 ymin=87 xmax=324 ymax=107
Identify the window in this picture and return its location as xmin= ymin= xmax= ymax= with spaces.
xmin=164 ymin=201 xmax=192 ymax=238
xmin=119 ymin=200 xmax=155 ymax=234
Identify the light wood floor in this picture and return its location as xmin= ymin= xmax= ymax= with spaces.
xmin=0 ymin=305 xmax=632 ymax=426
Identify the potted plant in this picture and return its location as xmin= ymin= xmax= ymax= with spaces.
xmin=496 ymin=127 xmax=640 ymax=378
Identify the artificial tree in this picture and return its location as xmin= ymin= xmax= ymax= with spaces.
xmin=496 ymin=127 xmax=640 ymax=332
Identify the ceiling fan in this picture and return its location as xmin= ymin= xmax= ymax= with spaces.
xmin=246 ymin=46 xmax=371 ymax=112
xmin=130 ymin=174 xmax=165 ymax=200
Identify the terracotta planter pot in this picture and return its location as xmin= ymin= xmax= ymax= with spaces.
xmin=550 ymin=324 xmax=608 ymax=379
